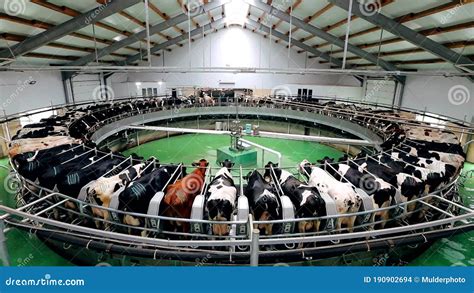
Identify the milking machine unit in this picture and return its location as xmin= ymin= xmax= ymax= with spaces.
xmin=230 ymin=120 xmax=244 ymax=152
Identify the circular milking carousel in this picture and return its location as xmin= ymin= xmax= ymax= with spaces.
xmin=0 ymin=95 xmax=473 ymax=266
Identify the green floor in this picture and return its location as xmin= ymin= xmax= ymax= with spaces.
xmin=122 ymin=134 xmax=344 ymax=170
xmin=0 ymin=134 xmax=473 ymax=266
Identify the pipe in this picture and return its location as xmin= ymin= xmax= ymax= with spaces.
xmin=239 ymin=138 xmax=282 ymax=166
xmin=7 ymin=220 xmax=473 ymax=265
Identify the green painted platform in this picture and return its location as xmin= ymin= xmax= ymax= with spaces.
xmin=216 ymin=147 xmax=257 ymax=166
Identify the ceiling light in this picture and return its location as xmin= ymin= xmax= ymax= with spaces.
xmin=113 ymin=36 xmax=123 ymax=41
xmin=225 ymin=0 xmax=248 ymax=26
xmin=135 ymin=82 xmax=142 ymax=87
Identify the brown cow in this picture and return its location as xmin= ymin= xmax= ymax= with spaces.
xmin=161 ymin=159 xmax=209 ymax=233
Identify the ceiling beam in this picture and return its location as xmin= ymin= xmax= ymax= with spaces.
xmin=95 ymin=0 xmax=171 ymax=41
xmin=245 ymin=18 xmax=344 ymax=68
xmin=146 ymin=1 xmax=185 ymax=35
xmin=0 ymin=32 xmax=129 ymax=58
xmin=63 ymin=0 xmax=230 ymax=78
xmin=31 ymin=0 xmax=160 ymax=50
xmin=177 ymin=0 xmax=200 ymax=28
xmin=315 ymin=1 xmax=474 ymax=49
xmin=31 ymin=0 xmax=128 ymax=36
xmin=346 ymin=1 xmax=473 ymax=41
xmin=291 ymin=3 xmax=333 ymax=35
xmin=320 ymin=40 xmax=474 ymax=63
xmin=327 ymin=21 xmax=474 ymax=54
xmin=302 ymin=0 xmax=394 ymax=46
xmin=329 ymin=0 xmax=474 ymax=80
xmin=272 ymin=0 xmax=302 ymax=31
xmin=123 ymin=17 xmax=226 ymax=65
xmin=0 ymin=0 xmax=141 ymax=60
xmin=0 ymin=12 xmax=139 ymax=52
xmin=352 ymin=54 xmax=474 ymax=68
xmin=244 ymin=0 xmax=404 ymax=81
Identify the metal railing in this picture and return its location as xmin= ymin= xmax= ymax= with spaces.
xmin=0 ymin=96 xmax=473 ymax=266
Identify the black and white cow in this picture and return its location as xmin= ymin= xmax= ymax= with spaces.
xmin=13 ymin=144 xmax=85 ymax=181
xmin=318 ymin=157 xmax=395 ymax=228
xmin=342 ymin=156 xmax=424 ymax=212
xmin=119 ymin=165 xmax=183 ymax=234
xmin=375 ymin=154 xmax=444 ymax=193
xmin=86 ymin=160 xmax=156 ymax=228
xmin=38 ymin=152 xmax=105 ymax=190
xmin=264 ymin=162 xmax=326 ymax=233
xmin=13 ymin=125 xmax=68 ymax=140
xmin=57 ymin=156 xmax=127 ymax=199
xmin=245 ymin=170 xmax=281 ymax=235
xmin=399 ymin=144 xmax=465 ymax=173
xmin=205 ymin=160 xmax=238 ymax=236
xmin=300 ymin=160 xmax=362 ymax=232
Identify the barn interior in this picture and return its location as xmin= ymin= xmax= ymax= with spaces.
xmin=0 ymin=0 xmax=473 ymax=267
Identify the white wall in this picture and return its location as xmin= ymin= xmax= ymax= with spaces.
xmin=109 ymin=27 xmax=360 ymax=97
xmin=71 ymin=74 xmax=101 ymax=102
xmin=0 ymin=71 xmax=66 ymax=115
xmin=280 ymin=84 xmax=364 ymax=100
xmin=402 ymin=75 xmax=474 ymax=122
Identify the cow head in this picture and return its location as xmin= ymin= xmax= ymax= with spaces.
xmin=298 ymin=160 xmax=312 ymax=179
xmin=263 ymin=161 xmax=279 ymax=183
xmin=219 ymin=159 xmax=235 ymax=170
xmin=192 ymin=159 xmax=209 ymax=169
xmin=316 ymin=156 xmax=335 ymax=165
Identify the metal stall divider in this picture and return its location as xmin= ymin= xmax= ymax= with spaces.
xmin=235 ymin=165 xmax=249 ymax=252
xmin=269 ymin=165 xmax=295 ymax=237
xmin=190 ymin=165 xmax=212 ymax=235
xmin=236 ymin=166 xmax=249 ymax=236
